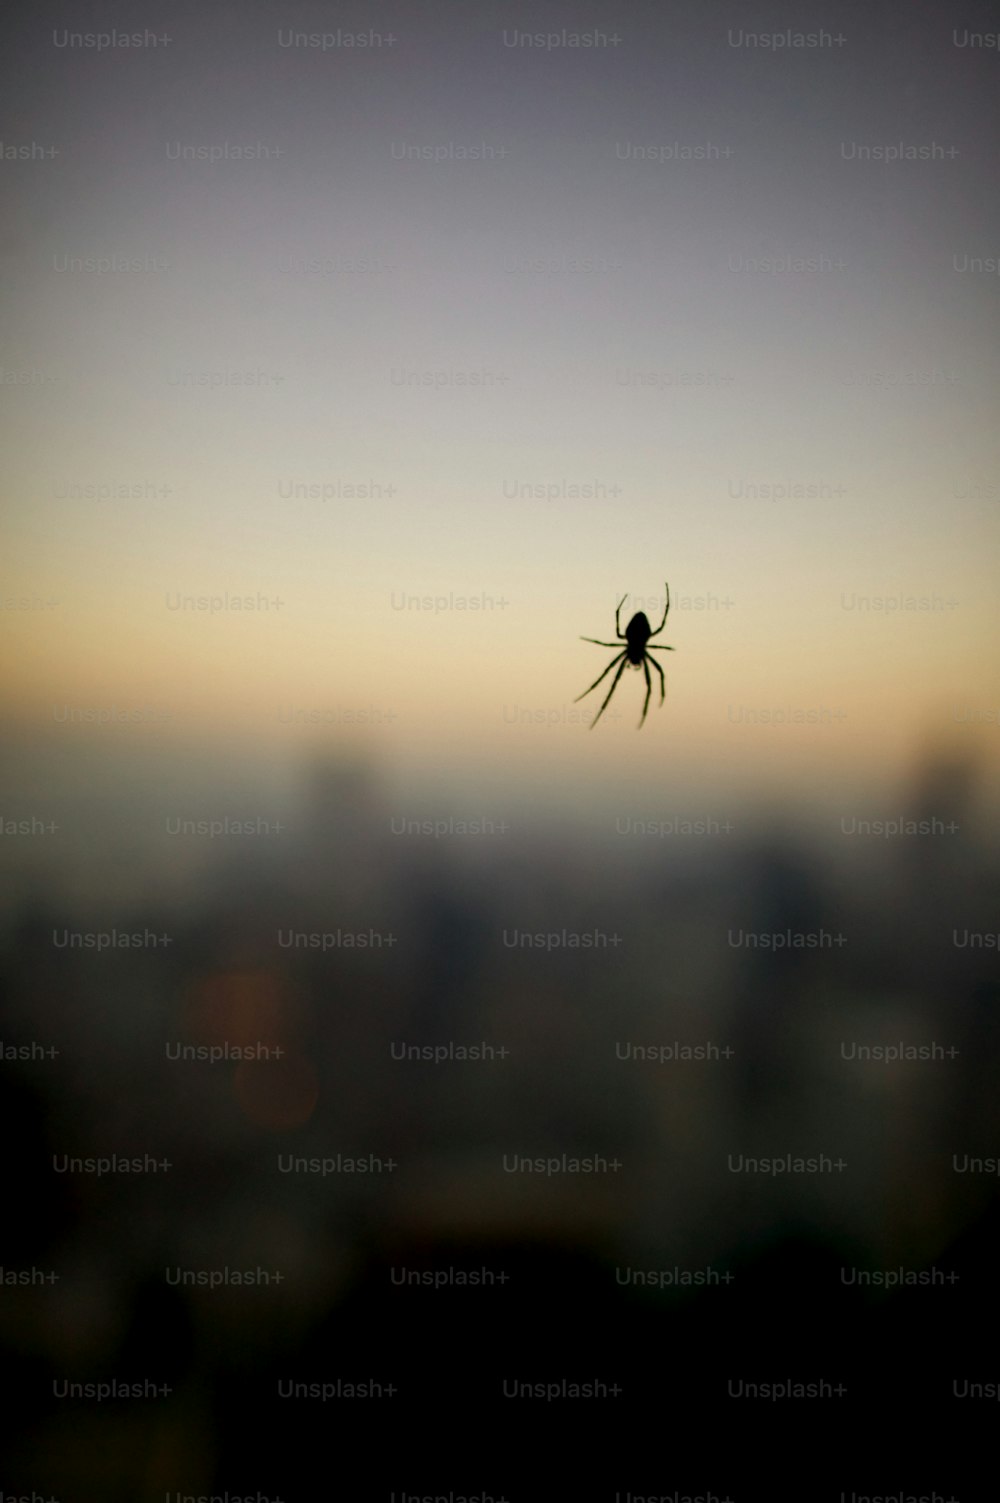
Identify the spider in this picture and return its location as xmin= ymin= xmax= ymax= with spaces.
xmin=575 ymin=582 xmax=675 ymax=728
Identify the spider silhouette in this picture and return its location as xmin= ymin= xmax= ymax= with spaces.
xmin=575 ymin=582 xmax=675 ymax=728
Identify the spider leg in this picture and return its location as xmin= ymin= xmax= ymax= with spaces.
xmin=649 ymin=581 xmax=670 ymax=636
xmin=647 ymin=643 xmax=674 ymax=651
xmin=574 ymin=650 xmax=625 ymax=703
xmin=638 ymin=658 xmax=653 ymax=728
xmin=614 ymin=593 xmax=628 ymax=639
xmin=588 ymin=654 xmax=630 ymax=728
xmin=580 ymin=637 xmax=621 ymax=647
xmin=650 ymin=652 xmax=666 ymax=704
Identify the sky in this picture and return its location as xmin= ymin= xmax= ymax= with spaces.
xmin=3 ymin=0 xmax=999 ymax=837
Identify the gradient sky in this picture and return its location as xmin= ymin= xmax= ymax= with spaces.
xmin=3 ymin=0 xmax=999 ymax=829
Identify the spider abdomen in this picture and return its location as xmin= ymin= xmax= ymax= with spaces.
xmin=625 ymin=611 xmax=652 ymax=660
